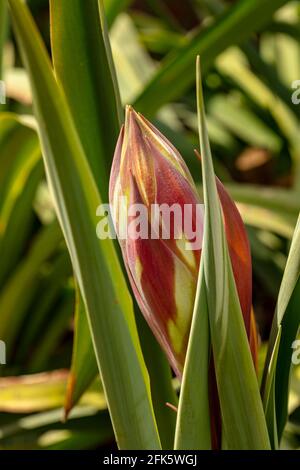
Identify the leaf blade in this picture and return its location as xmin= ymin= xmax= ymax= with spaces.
xmin=196 ymin=56 xmax=270 ymax=450
xmin=174 ymin=263 xmax=211 ymax=450
xmin=134 ymin=0 xmax=289 ymax=117
xmin=262 ymin=214 xmax=300 ymax=444
xmin=8 ymin=0 xmax=160 ymax=450
xmin=50 ymin=0 xmax=122 ymax=200
xmin=65 ymin=289 xmax=98 ymax=419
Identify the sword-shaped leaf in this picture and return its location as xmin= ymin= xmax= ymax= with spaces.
xmin=176 ymin=57 xmax=270 ymax=450
xmin=8 ymin=0 xmax=160 ymax=450
xmin=262 ymin=214 xmax=300 ymax=446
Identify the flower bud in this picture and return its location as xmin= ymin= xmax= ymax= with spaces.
xmin=109 ymin=106 xmax=256 ymax=377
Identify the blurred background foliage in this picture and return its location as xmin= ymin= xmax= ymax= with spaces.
xmin=0 ymin=0 xmax=299 ymax=449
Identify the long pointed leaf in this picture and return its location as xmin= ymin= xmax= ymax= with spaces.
xmin=0 ymin=220 xmax=63 ymax=352
xmin=104 ymin=0 xmax=133 ymax=28
xmin=50 ymin=0 xmax=122 ymax=200
xmin=174 ymin=263 xmax=211 ymax=450
xmin=52 ymin=3 xmax=178 ymax=443
xmin=65 ymin=289 xmax=98 ymax=419
xmin=8 ymin=0 xmax=160 ymax=449
xmin=135 ymin=313 xmax=178 ymax=450
xmin=262 ymin=214 xmax=300 ymax=444
xmin=195 ymin=56 xmax=270 ymax=450
xmin=0 ymin=0 xmax=8 ymax=79
xmin=134 ymin=0 xmax=289 ymax=116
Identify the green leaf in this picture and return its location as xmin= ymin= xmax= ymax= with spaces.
xmin=134 ymin=0 xmax=290 ymax=116
xmin=243 ymin=43 xmax=300 ymax=123
xmin=262 ymin=214 xmax=300 ymax=445
xmin=208 ymin=94 xmax=282 ymax=153
xmin=0 ymin=371 xmax=70 ymax=413
xmin=51 ymin=7 xmax=177 ymax=444
xmin=275 ymin=284 xmax=300 ymax=440
xmin=110 ymin=12 xmax=157 ymax=105
xmin=174 ymin=263 xmax=211 ymax=450
xmin=0 ymin=407 xmax=112 ymax=450
xmin=273 ymin=3 xmax=300 ymax=88
xmin=104 ymin=0 xmax=133 ymax=28
xmin=0 ymin=369 xmax=107 ymax=414
xmin=200 ymin=183 xmax=298 ymax=239
xmin=0 ymin=220 xmax=63 ymax=352
xmin=263 ymin=326 xmax=281 ymax=449
xmin=50 ymin=0 xmax=122 ymax=200
xmin=135 ymin=313 xmax=178 ymax=450
xmin=66 ymin=291 xmax=179 ymax=449
xmin=267 ymin=21 xmax=300 ymax=41
xmin=66 ymin=288 xmax=178 ymax=449
xmin=195 ymin=56 xmax=270 ymax=450
xmin=50 ymin=0 xmax=116 ymax=418
xmin=224 ymin=183 xmax=300 ymax=216
xmin=218 ymin=183 xmax=298 ymax=239
xmin=216 ymin=43 xmax=299 ymax=143
xmin=0 ymin=113 xmax=42 ymax=287
xmin=8 ymin=0 xmax=160 ymax=449
xmin=27 ymin=289 xmax=74 ymax=373
xmin=65 ymin=288 xmax=98 ymax=419
xmin=206 ymin=1 xmax=300 ymax=124
xmin=14 ymin=251 xmax=72 ymax=364
xmin=0 ymin=0 xmax=8 ymax=79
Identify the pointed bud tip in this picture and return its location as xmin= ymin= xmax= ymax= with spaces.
xmin=125 ymin=104 xmax=140 ymax=129
xmin=125 ymin=104 xmax=132 ymax=121
xmin=125 ymin=104 xmax=140 ymax=118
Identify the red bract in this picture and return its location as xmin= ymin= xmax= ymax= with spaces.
xmin=109 ymin=106 xmax=257 ymax=377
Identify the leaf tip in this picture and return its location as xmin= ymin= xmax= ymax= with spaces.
xmin=64 ymin=372 xmax=76 ymax=421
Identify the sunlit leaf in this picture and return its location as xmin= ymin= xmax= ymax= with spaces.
xmin=0 ymin=220 xmax=63 ymax=352
xmin=65 ymin=289 xmax=98 ymax=419
xmin=50 ymin=0 xmax=122 ymax=200
xmin=175 ymin=262 xmax=211 ymax=450
xmin=0 ymin=113 xmax=42 ymax=287
xmin=193 ymin=56 xmax=270 ymax=450
xmin=8 ymin=0 xmax=160 ymax=450
xmin=134 ymin=0 xmax=290 ymax=116
xmin=262 ymin=214 xmax=300 ymax=446
xmin=0 ymin=0 xmax=8 ymax=78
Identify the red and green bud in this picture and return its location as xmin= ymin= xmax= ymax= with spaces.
xmin=109 ymin=106 xmax=257 ymax=377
